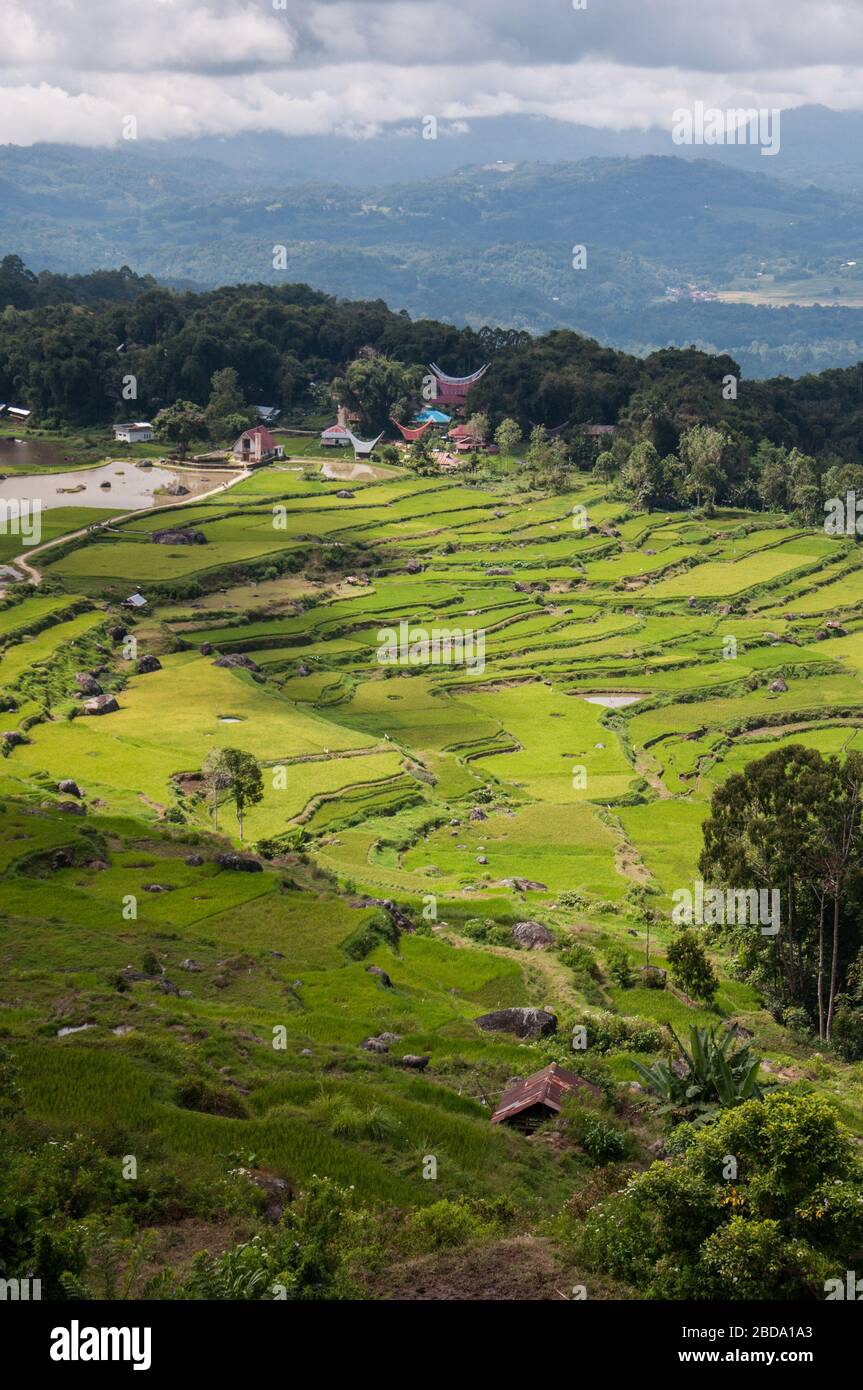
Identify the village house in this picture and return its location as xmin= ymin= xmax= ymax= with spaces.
xmin=447 ymin=423 xmax=484 ymax=453
xmin=320 ymin=421 xmax=352 ymax=448
xmin=121 ymin=592 xmax=147 ymax=611
xmin=113 ymin=421 xmax=154 ymax=444
xmin=490 ymin=1062 xmax=601 ymax=1130
xmin=428 ymin=362 xmax=488 ymax=413
xmin=583 ymin=424 xmax=616 ymax=440
xmin=232 ymin=424 xmax=285 ymax=464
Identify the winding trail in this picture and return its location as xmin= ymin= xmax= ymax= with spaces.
xmin=12 ymin=465 xmax=251 ymax=586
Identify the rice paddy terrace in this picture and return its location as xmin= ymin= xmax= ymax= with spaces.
xmin=2 ymin=461 xmax=863 ymax=1265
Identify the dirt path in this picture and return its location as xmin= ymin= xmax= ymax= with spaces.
xmin=12 ymin=467 xmax=251 ymax=586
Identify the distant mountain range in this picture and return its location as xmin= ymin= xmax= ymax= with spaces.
xmin=4 ymin=114 xmax=863 ymax=378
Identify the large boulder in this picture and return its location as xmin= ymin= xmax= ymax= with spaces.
xmin=213 ymin=654 xmax=261 ymax=672
xmin=2 ymin=730 xmax=27 ymax=746
xmin=57 ymin=779 xmax=82 ymax=798
xmin=217 ymin=853 xmax=263 ymax=873
xmin=84 ymin=694 xmax=119 ymax=715
xmin=511 ymin=920 xmax=554 ymax=950
xmin=401 ymin=1054 xmax=430 ymax=1070
xmin=56 ymin=800 xmax=86 ymax=816
xmin=74 ymin=672 xmax=102 ymax=695
xmin=475 ymin=1006 xmax=558 ymax=1039
xmin=499 ymin=877 xmax=548 ymax=893
xmin=136 ymin=654 xmax=162 ymax=674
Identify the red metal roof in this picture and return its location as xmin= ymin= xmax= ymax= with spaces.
xmin=490 ymin=1062 xmax=601 ymax=1124
xmin=237 ymin=424 xmax=278 ymax=450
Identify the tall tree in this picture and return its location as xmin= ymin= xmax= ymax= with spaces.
xmin=219 ymin=748 xmax=264 ymax=842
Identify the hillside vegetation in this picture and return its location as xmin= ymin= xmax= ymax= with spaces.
xmin=2 ymin=444 xmax=863 ymax=1299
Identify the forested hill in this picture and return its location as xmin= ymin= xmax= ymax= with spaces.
xmin=2 ymin=259 xmax=863 ymax=471
xmin=6 ymin=148 xmax=863 ymax=376
xmin=0 ymin=255 xmax=157 ymax=309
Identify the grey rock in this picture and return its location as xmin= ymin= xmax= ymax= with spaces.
xmin=511 ymin=920 xmax=553 ymax=949
xmin=84 ymin=694 xmax=119 ymax=715
xmin=475 ymin=1006 xmax=557 ymax=1039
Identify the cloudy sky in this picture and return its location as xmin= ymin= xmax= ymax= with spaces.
xmin=2 ymin=0 xmax=863 ymax=146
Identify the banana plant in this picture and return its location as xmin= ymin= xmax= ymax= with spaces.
xmin=633 ymin=1023 xmax=766 ymax=1121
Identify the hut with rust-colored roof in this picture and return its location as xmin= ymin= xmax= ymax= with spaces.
xmin=490 ymin=1062 xmax=600 ymax=1130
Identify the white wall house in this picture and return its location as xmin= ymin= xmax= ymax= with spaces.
xmin=113 ymin=422 xmax=154 ymax=443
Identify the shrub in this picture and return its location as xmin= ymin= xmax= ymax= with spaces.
xmin=605 ymin=945 xmax=635 ymax=988
xmin=559 ymin=943 xmax=600 ymax=985
xmin=831 ymin=1001 xmax=863 ymax=1062
xmin=584 ymin=1012 xmax=664 ymax=1054
xmin=666 ymin=929 xmax=719 ymax=1003
xmin=571 ymin=1092 xmax=862 ymax=1299
xmin=400 ymin=1198 xmax=492 ymax=1254
xmin=567 ymin=1108 xmax=631 ymax=1165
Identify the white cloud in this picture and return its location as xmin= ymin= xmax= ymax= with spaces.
xmin=2 ymin=0 xmax=863 ymax=145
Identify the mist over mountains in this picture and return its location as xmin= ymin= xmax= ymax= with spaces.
xmin=4 ymin=106 xmax=863 ymax=378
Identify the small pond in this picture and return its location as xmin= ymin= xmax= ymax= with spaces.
xmin=0 ymin=460 xmax=239 ymax=512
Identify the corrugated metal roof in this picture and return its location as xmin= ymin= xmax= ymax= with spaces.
xmin=490 ymin=1062 xmax=600 ymax=1124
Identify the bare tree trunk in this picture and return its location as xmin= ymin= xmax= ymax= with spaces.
xmin=826 ymin=888 xmax=841 ymax=1040
xmin=816 ymin=892 xmax=826 ymax=1040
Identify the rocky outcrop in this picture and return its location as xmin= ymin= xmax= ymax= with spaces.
xmin=511 ymin=921 xmax=554 ymax=950
xmin=75 ymin=672 xmax=102 ymax=695
xmin=769 ymin=677 xmax=788 ymax=693
xmin=84 ymin=694 xmax=119 ymax=715
xmin=57 ymin=779 xmax=82 ymax=798
xmin=136 ymin=654 xmax=162 ymax=674
xmin=475 ymin=1006 xmax=558 ymax=1039
xmin=213 ymin=654 xmax=260 ymax=672
xmin=217 ymin=853 xmax=263 ymax=873
xmin=499 ymin=877 xmax=548 ymax=893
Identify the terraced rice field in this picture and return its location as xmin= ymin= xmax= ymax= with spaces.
xmin=8 ymin=462 xmax=860 ymax=915
xmin=3 ymin=458 xmax=863 ymax=1249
